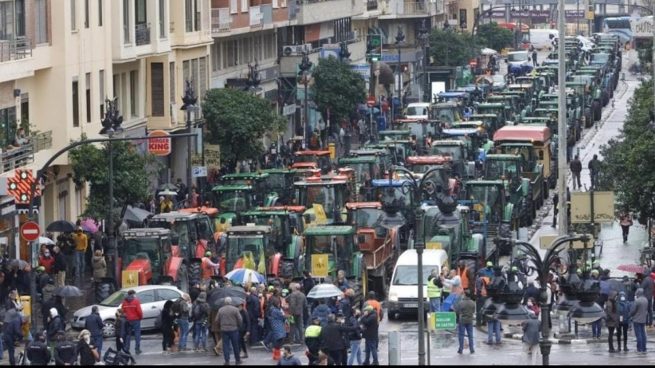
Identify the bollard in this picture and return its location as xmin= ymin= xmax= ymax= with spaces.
xmin=388 ymin=330 xmax=400 ymax=365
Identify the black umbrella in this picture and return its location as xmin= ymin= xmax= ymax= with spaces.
xmin=54 ymin=285 xmax=83 ymax=297
xmin=123 ymin=205 xmax=153 ymax=223
xmin=46 ymin=220 xmax=76 ymax=233
xmin=207 ymin=286 xmax=247 ymax=308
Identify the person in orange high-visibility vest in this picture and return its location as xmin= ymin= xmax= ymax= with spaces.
xmin=457 ymin=260 xmax=474 ymax=293
xmin=201 ymin=251 xmax=220 ymax=280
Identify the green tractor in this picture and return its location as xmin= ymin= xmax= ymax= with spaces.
xmin=364 ymin=140 xmax=415 ymax=166
xmin=260 ymin=168 xmax=298 ymax=206
xmin=294 ymin=176 xmax=350 ymax=226
xmin=337 ymin=156 xmax=382 ymax=202
xmin=379 ymin=129 xmax=412 ymax=142
xmin=474 ymin=103 xmax=510 ymax=130
xmin=303 ymin=225 xmax=367 ymax=303
xmin=430 ymin=140 xmax=475 ymax=179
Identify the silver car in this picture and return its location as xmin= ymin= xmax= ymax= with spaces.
xmin=71 ymin=285 xmax=183 ymax=337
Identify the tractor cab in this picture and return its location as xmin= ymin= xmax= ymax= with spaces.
xmin=429 ymin=101 xmax=462 ymax=124
xmin=147 ymin=212 xmax=215 ymax=259
xmin=365 ymin=140 xmax=414 ymax=166
xmin=379 ymin=129 xmax=411 ymax=142
xmin=303 ymin=225 xmax=364 ymax=289
xmin=392 ymin=119 xmax=437 ymax=153
xmin=430 ymin=140 xmax=475 ymax=179
xmin=261 ymin=168 xmax=297 ymax=206
xmin=292 ymin=150 xmax=331 ymax=172
xmin=223 ymin=225 xmax=282 ymax=278
xmin=440 ymin=127 xmax=493 ymax=162
xmin=348 ymin=148 xmax=391 ymax=173
xmin=404 ymin=156 xmax=457 ymax=196
xmin=239 ymin=206 xmax=305 ymax=259
xmin=338 ymin=156 xmax=382 ymax=200
xmin=119 ymin=228 xmax=172 ymax=286
xmin=294 ymin=177 xmax=349 ymax=226
xmin=474 ymin=103 xmax=509 ymax=129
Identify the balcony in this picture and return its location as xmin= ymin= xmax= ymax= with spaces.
xmin=400 ymin=1 xmax=427 ymax=15
xmin=135 ymin=23 xmax=151 ymax=46
xmin=380 ymin=0 xmax=435 ymax=18
xmin=0 ymin=38 xmax=32 ymax=63
xmin=367 ymin=0 xmax=378 ymax=11
xmin=295 ymin=0 xmax=364 ymax=25
xmin=250 ymin=6 xmax=263 ymax=28
xmin=0 ymin=131 xmax=52 ymax=173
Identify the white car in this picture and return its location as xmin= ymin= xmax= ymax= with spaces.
xmin=72 ymin=285 xmax=183 ymax=337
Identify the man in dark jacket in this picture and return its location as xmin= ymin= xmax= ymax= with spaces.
xmin=320 ymin=314 xmax=353 ymax=365
xmin=638 ymin=272 xmax=653 ymax=325
xmin=304 ymin=317 xmax=322 ymax=365
xmin=52 ymin=246 xmax=67 ymax=287
xmin=26 ymin=332 xmax=51 ymax=365
xmin=2 ymin=309 xmax=23 ymax=366
xmin=454 ymin=291 xmax=476 ymax=354
xmin=53 ymin=332 xmax=77 ymax=365
xmin=360 ymin=306 xmax=379 ymax=365
xmin=302 ymin=271 xmax=315 ymax=296
xmin=630 ymin=288 xmax=649 ymax=353
xmin=570 ymin=155 xmax=582 ymax=189
xmin=85 ymin=305 xmax=105 ymax=355
xmin=246 ymin=287 xmax=260 ymax=345
xmin=287 ymin=283 xmax=307 ymax=345
xmin=46 ymin=307 xmax=65 ymax=344
xmin=238 ymin=303 xmax=250 ymax=359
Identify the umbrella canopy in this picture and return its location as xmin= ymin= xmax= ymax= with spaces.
xmin=616 ymin=264 xmax=647 ymax=273
xmin=157 ymin=183 xmax=178 ymax=192
xmin=307 ymin=283 xmax=343 ymax=299
xmin=46 ymin=220 xmax=76 ymax=233
xmin=9 ymin=259 xmax=30 ymax=271
xmin=38 ymin=237 xmax=55 ymax=245
xmin=158 ymin=190 xmax=178 ymax=197
xmin=225 ymin=268 xmax=266 ymax=285
xmin=213 ymin=296 xmax=245 ymax=308
xmin=481 ymin=47 xmax=497 ymax=55
xmin=80 ymin=218 xmax=99 ymax=233
xmin=123 ymin=205 xmax=153 ymax=223
xmin=54 ymin=285 xmax=83 ymax=297
xmin=207 ymin=286 xmax=247 ymax=308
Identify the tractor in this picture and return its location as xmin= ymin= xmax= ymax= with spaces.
xmin=403 ymin=156 xmax=460 ymax=196
xmin=212 ymin=172 xmax=273 ymax=230
xmin=294 ymin=176 xmax=350 ymax=226
xmin=261 ymin=168 xmax=298 ymax=206
xmin=429 ymin=140 xmax=476 ymax=179
xmin=379 ymin=129 xmax=411 ymax=142
xmin=439 ymin=127 xmax=493 ymax=163
xmin=291 ymin=150 xmax=331 ymax=173
xmin=337 ymin=156 xmax=382 ymax=202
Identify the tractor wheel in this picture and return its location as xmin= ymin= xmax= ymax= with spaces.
xmin=520 ymin=198 xmax=532 ymax=228
xmin=188 ymin=260 xmax=202 ymax=287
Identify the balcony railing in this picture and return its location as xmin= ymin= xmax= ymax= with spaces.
xmin=33 ymin=131 xmax=52 ymax=153
xmin=399 ymin=1 xmax=427 ymax=15
xmin=135 ymin=23 xmax=151 ymax=46
xmin=211 ymin=8 xmax=232 ymax=33
xmin=0 ymin=144 xmax=33 ymax=173
xmin=0 ymin=38 xmax=32 ymax=63
xmin=367 ymin=0 xmax=378 ymax=11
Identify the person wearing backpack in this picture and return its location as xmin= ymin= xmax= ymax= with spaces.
xmin=192 ymin=292 xmax=210 ymax=352
xmin=617 ymin=291 xmax=632 ymax=352
xmin=174 ymin=294 xmax=192 ymax=352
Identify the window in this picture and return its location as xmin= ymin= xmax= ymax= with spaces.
xmin=158 ymin=0 xmax=166 ymax=38
xmin=0 ymin=107 xmax=16 ymax=147
xmin=71 ymin=0 xmax=77 ymax=31
xmin=230 ymin=0 xmax=237 ymax=14
xmin=185 ymin=0 xmax=193 ymax=31
xmin=72 ymin=80 xmax=79 ymax=127
xmin=0 ymin=2 xmax=15 ymax=40
xmin=15 ymin=0 xmax=25 ymax=36
xmin=169 ymin=62 xmax=175 ymax=104
xmin=35 ymin=0 xmax=48 ymax=44
xmin=123 ymin=0 xmax=130 ymax=43
xmin=85 ymin=73 xmax=91 ymax=123
xmin=459 ymin=9 xmax=467 ymax=29
xmin=98 ymin=0 xmax=103 ymax=26
xmin=241 ymin=0 xmax=248 ymax=12
xmin=136 ymin=290 xmax=155 ymax=304
xmin=156 ymin=289 xmax=181 ymax=301
xmin=130 ymin=70 xmax=138 ymax=117
xmin=194 ymin=0 xmax=200 ymax=31
xmin=198 ymin=57 xmax=207 ymax=97
xmin=99 ymin=69 xmax=105 ymax=118
xmin=224 ymin=40 xmax=237 ymax=67
xmin=151 ymin=63 xmax=164 ymax=116
xmin=211 ymin=42 xmax=221 ymax=72
xmin=84 ymin=0 xmax=89 ymax=28
xmin=182 ymin=57 xmax=208 ymax=100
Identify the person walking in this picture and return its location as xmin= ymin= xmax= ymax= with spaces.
xmin=246 ymin=286 xmax=261 ymax=345
xmin=76 ymin=329 xmax=100 ymax=366
xmin=122 ymin=289 xmax=144 ymax=355
xmin=639 ymin=272 xmax=654 ymax=326
xmin=360 ymin=305 xmax=379 ymax=365
xmin=454 ymin=291 xmax=476 ymax=354
xmin=531 ymin=49 xmax=538 ymax=67
xmin=522 ymin=313 xmax=541 ymax=365
xmin=304 ymin=317 xmax=323 ymax=365
xmin=287 ymin=283 xmax=307 ymax=345
xmin=72 ymin=226 xmax=88 ymax=281
xmin=588 ymin=154 xmax=601 ymax=188
xmin=605 ymin=291 xmax=620 ymax=352
xmin=619 ymin=212 xmax=633 ymax=243
xmin=427 ymin=269 xmax=443 ymax=313
xmin=160 ymin=300 xmax=175 ymax=354
xmin=570 ymin=155 xmax=582 ymax=190
xmin=630 ymin=288 xmax=648 ymax=353
xmin=320 ymin=313 xmax=351 ymax=365
xmin=192 ymin=292 xmax=210 ymax=352
xmin=268 ymin=298 xmax=287 ymax=361
xmin=46 ymin=307 xmax=65 ymax=344
xmin=238 ymin=303 xmax=250 ymax=359
xmin=91 ymin=249 xmax=106 ymax=281
xmin=174 ymin=294 xmax=192 ymax=352
xmin=617 ymin=291 xmax=632 ymax=352
xmin=52 ymin=246 xmax=66 ymax=287
xmin=216 ymin=297 xmax=243 ymax=365
xmin=84 ymin=305 xmax=105 ymax=356
xmin=2 ymin=309 xmax=22 ymax=366
xmin=347 ymin=308 xmax=363 ymax=365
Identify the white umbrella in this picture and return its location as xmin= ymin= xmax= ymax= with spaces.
xmin=481 ymin=48 xmax=497 ymax=55
xmin=158 ymin=190 xmax=178 ymax=197
xmin=307 ymin=283 xmax=344 ymax=299
xmin=38 ymin=237 xmax=55 ymax=245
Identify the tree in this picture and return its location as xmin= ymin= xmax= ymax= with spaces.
xmin=598 ymin=80 xmax=655 ymax=224
xmin=476 ymin=22 xmax=514 ymax=52
xmin=429 ymin=28 xmax=479 ymax=67
xmin=203 ymin=88 xmax=286 ymax=165
xmin=70 ymin=136 xmax=158 ymax=224
xmin=311 ymin=56 xmax=366 ymax=130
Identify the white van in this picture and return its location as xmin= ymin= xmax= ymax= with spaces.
xmin=386 ymin=248 xmax=449 ymax=319
xmin=405 ymin=102 xmax=430 ymax=120
xmin=529 ymin=29 xmax=559 ymax=50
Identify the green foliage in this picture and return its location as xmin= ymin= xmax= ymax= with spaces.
xmin=203 ymin=88 xmax=286 ymax=163
xmin=598 ymin=80 xmax=655 ymax=224
xmin=429 ymin=28 xmax=480 ymax=67
xmin=70 ymin=135 xmax=157 ymax=223
xmin=311 ymin=56 xmax=366 ymax=127
xmin=476 ymin=23 xmax=514 ymax=52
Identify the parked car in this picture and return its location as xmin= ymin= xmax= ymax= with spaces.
xmin=71 ymin=285 xmax=183 ymax=337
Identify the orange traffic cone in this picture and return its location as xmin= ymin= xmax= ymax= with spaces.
xmin=272 ymin=348 xmax=281 ymax=361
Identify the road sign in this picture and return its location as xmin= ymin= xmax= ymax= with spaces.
xmin=20 ymin=221 xmax=40 ymax=242
xmin=311 ymin=254 xmax=328 ymax=277
xmin=192 ymin=166 xmax=207 ymax=178
xmin=570 ymin=191 xmax=615 ymax=224
xmin=367 ymin=96 xmax=376 ymax=107
xmin=366 ymin=34 xmax=382 ymax=62
xmin=7 ymin=169 xmax=40 ymax=205
xmin=434 ymin=312 xmax=457 ymax=330
xmin=147 ymin=130 xmax=171 ymax=156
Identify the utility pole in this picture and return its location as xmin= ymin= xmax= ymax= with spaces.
xmin=557 ymin=0 xmax=568 ymax=235
xmin=182 ymin=80 xmax=197 ymax=201
xmin=395 ymin=27 xmax=405 ymax=118
xmin=298 ymin=52 xmax=313 ymax=149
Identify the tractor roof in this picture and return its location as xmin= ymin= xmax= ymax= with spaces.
xmin=221 ymin=172 xmax=269 ymax=180
xmin=464 ymin=179 xmax=505 ymax=186
xmin=262 ymin=168 xmax=296 ymax=174
xmin=123 ymin=228 xmax=170 ymax=238
xmin=304 ymin=225 xmax=355 ymax=236
xmin=476 ymin=102 xmax=505 ymax=108
xmin=380 ymin=129 xmax=411 ymax=135
xmin=371 ymin=179 xmax=410 ymax=187
xmin=338 ymin=156 xmax=377 ymax=164
xmin=212 ymin=184 xmax=253 ymax=191
xmin=291 ymin=162 xmax=319 ymax=169
xmin=255 ymin=206 xmax=306 ymax=213
xmin=227 ymin=225 xmax=272 ymax=235
xmin=179 ymin=206 xmax=219 ymax=216
xmin=150 ymin=212 xmax=203 ymax=221
xmin=486 ymin=153 xmax=522 ymax=160
xmin=406 ymin=155 xmax=453 ymax=165
xmin=432 ymin=140 xmax=465 ymax=146
xmin=294 ymin=179 xmax=348 ymax=186
xmin=294 ymin=150 xmax=330 ymax=157
xmin=345 ymin=202 xmax=382 ymax=210
xmin=493 ymin=125 xmax=551 ymax=142
xmin=442 ymin=128 xmax=480 ymax=136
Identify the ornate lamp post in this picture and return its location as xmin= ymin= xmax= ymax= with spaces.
xmin=338 ymin=41 xmax=351 ymax=63
xmin=99 ymin=97 xmax=123 ymax=279
xmin=395 ymin=28 xmax=405 ymax=119
xmin=298 ymin=51 xmax=313 ymax=149
xmin=181 ymin=81 xmax=197 ymax=201
xmin=417 ymin=20 xmax=430 ymax=103
xmin=245 ymin=61 xmax=261 ymax=93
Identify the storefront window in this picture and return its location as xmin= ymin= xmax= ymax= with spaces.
xmin=0 ymin=214 xmax=16 ymax=258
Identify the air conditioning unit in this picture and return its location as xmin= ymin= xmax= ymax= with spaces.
xmin=282 ymin=44 xmax=311 ymax=56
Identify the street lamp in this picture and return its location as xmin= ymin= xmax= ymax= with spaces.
xmin=298 ymin=52 xmax=313 ymax=149
xmin=418 ymin=20 xmax=430 ymax=103
xmin=493 ymin=234 xmax=600 ymax=366
xmin=395 ymin=27 xmax=405 ymax=119
xmin=245 ymin=61 xmax=261 ymax=93
xmin=99 ymin=97 xmax=123 ymax=279
xmin=181 ymin=80 xmax=198 ymax=201
xmin=389 ymin=165 xmax=455 ymax=366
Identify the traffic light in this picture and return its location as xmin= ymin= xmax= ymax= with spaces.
xmin=181 ymin=80 xmax=198 ymax=110
xmin=366 ymin=34 xmax=382 ymax=62
xmin=298 ymin=52 xmax=313 ymax=76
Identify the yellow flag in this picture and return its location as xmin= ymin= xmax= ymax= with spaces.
xmin=257 ymin=248 xmax=266 ymax=275
xmin=243 ymin=251 xmax=256 ymax=270
xmin=313 ymin=204 xmax=327 ymax=224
